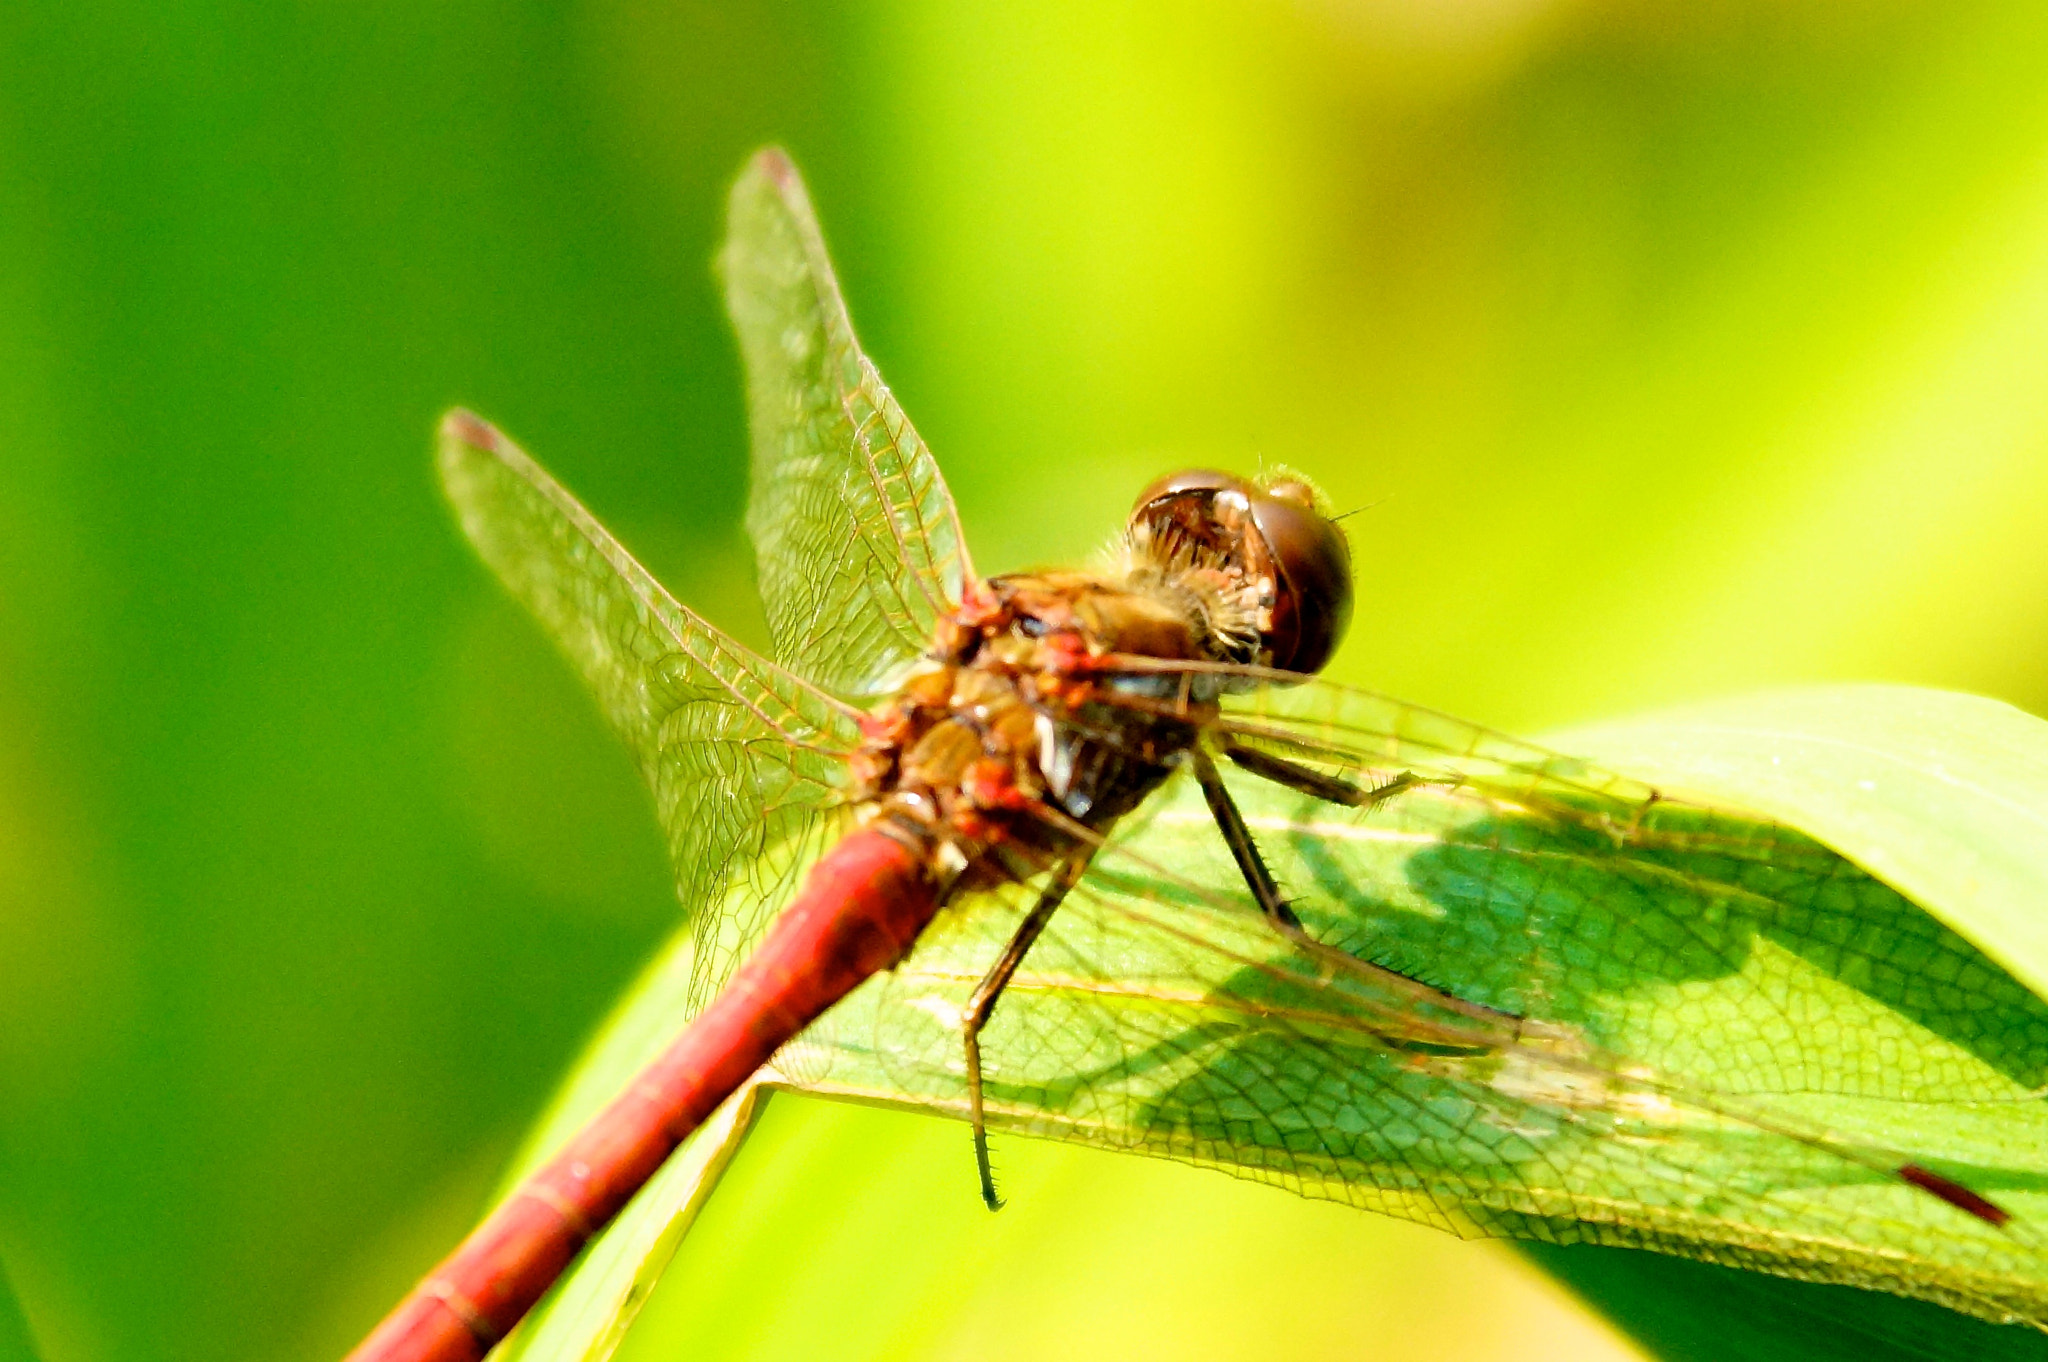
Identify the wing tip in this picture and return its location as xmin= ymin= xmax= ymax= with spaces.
xmin=734 ymin=145 xmax=820 ymax=230
xmin=748 ymin=145 xmax=796 ymax=189
xmin=440 ymin=407 xmax=503 ymax=455
xmin=724 ymin=147 xmax=806 ymax=291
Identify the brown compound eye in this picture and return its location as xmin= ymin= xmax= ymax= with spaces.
xmin=1129 ymin=469 xmax=1354 ymax=676
xmin=1130 ymin=468 xmax=1243 ymax=515
xmin=1243 ymin=481 xmax=1351 ymax=675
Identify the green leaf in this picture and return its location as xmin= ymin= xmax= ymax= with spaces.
xmin=1556 ymin=685 xmax=2048 ymax=1005
xmin=1523 ymin=685 xmax=2048 ymax=1360
xmin=1519 ymin=1242 xmax=2048 ymax=1362
xmin=497 ymin=684 xmax=2048 ymax=1359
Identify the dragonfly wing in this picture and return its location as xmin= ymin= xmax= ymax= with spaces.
xmin=781 ymin=771 xmax=2048 ymax=1325
xmin=1214 ymin=675 xmax=1661 ymax=815
xmin=1188 ymin=676 xmax=2048 ymax=1094
xmin=1186 ymin=676 xmax=1852 ymax=878
xmin=439 ymin=411 xmax=864 ymax=1010
xmin=723 ymin=149 xmax=972 ymax=698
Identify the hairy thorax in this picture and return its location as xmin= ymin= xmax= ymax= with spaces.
xmin=847 ymin=571 xmax=1226 ymax=885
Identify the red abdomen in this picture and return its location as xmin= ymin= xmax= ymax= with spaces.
xmin=346 ymin=827 xmax=937 ymax=1362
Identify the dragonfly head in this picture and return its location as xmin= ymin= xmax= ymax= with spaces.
xmin=1127 ymin=469 xmax=1353 ymax=675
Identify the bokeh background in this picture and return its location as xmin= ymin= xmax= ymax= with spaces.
xmin=4 ymin=2 xmax=2048 ymax=1360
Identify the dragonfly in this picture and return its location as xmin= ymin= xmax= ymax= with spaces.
xmin=347 ymin=149 xmax=2048 ymax=1362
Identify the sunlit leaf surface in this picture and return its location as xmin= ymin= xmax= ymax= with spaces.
xmin=494 ymin=685 xmax=2048 ymax=1361
xmin=1560 ymin=686 xmax=2048 ymax=1004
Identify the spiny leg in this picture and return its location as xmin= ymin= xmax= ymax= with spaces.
xmin=965 ymin=852 xmax=1092 ymax=1211
xmin=1220 ymin=743 xmax=1524 ymax=1027
xmin=1187 ymin=745 xmax=1301 ymax=929
xmin=1223 ymin=743 xmax=1429 ymax=811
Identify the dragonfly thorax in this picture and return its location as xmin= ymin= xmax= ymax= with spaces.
xmin=851 ymin=472 xmax=1355 ymax=887
xmin=850 ymin=570 xmax=1218 ymax=884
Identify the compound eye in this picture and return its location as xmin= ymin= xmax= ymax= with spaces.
xmin=1246 ymin=488 xmax=1352 ymax=675
xmin=1129 ymin=468 xmax=1244 ymax=520
xmin=1262 ymin=478 xmax=1318 ymax=510
xmin=1130 ymin=468 xmax=1352 ymax=675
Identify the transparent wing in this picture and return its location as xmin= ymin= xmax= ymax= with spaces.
xmin=723 ymin=148 xmax=972 ymax=698
xmin=1217 ymin=672 xmax=1661 ymax=808
xmin=762 ymin=679 xmax=2048 ymax=1325
xmin=1132 ymin=671 xmax=2046 ymax=1099
xmin=438 ymin=411 xmax=863 ymax=1012
xmin=853 ymin=839 xmax=2048 ymax=1324
xmin=1104 ymin=666 xmax=1858 ymax=874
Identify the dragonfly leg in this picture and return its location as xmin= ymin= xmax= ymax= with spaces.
xmin=964 ymin=853 xmax=1091 ymax=1211
xmin=1223 ymin=743 xmax=1429 ymax=811
xmin=1218 ymin=744 xmax=1536 ymax=1033
xmin=1188 ymin=746 xmax=1302 ymax=930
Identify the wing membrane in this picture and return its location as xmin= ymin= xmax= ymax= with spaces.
xmin=1217 ymin=673 xmax=1659 ymax=808
xmin=1090 ymin=670 xmax=1850 ymax=877
xmin=723 ymin=149 xmax=972 ymax=697
xmin=438 ymin=411 xmax=862 ymax=1011
xmin=778 ymin=765 xmax=2048 ymax=1325
xmin=1132 ymin=675 xmax=2046 ymax=1090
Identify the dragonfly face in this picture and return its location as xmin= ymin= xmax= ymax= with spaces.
xmin=1127 ymin=469 xmax=1354 ymax=675
xmin=849 ymin=469 xmax=1356 ymax=882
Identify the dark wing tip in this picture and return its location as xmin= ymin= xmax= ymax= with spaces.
xmin=1900 ymin=1163 xmax=2013 ymax=1228
xmin=440 ymin=407 xmax=501 ymax=454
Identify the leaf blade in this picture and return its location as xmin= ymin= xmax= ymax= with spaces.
xmin=1555 ymin=684 xmax=2048 ymax=1004
xmin=502 ymin=684 xmax=2048 ymax=1353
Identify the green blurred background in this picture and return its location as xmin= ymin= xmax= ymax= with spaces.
xmin=4 ymin=2 xmax=2048 ymax=1360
